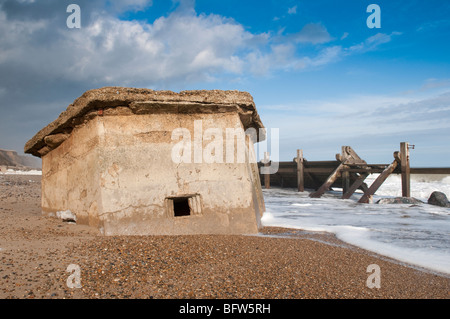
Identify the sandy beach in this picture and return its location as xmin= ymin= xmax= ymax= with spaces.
xmin=0 ymin=174 xmax=448 ymax=299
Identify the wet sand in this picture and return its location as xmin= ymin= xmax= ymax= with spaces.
xmin=0 ymin=174 xmax=449 ymax=299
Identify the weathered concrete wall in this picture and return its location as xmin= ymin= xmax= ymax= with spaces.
xmin=97 ymin=112 xmax=262 ymax=235
xmin=41 ymin=118 xmax=103 ymax=229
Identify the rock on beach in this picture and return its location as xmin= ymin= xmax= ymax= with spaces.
xmin=376 ymin=197 xmax=423 ymax=205
xmin=428 ymin=191 xmax=450 ymax=208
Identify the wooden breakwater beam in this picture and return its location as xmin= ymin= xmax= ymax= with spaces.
xmin=357 ymin=152 xmax=401 ymax=203
xmin=258 ymin=142 xmax=450 ymax=199
xmin=308 ymin=162 xmax=345 ymax=198
xmin=258 ymin=149 xmax=378 ymax=191
xmin=307 ymin=143 xmax=410 ymax=203
xmin=309 ymin=142 xmax=410 ymax=203
xmin=309 ymin=146 xmax=367 ymax=198
xmin=341 ymin=172 xmax=369 ymax=199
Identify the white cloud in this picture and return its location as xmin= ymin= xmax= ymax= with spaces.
xmin=291 ymin=23 xmax=332 ymax=44
xmin=1 ymin=9 xmax=253 ymax=84
xmin=420 ymin=78 xmax=450 ymax=91
xmin=102 ymin=0 xmax=153 ymax=13
xmin=306 ymin=45 xmax=342 ymax=67
xmin=0 ymin=10 xmax=47 ymax=63
xmin=288 ymin=5 xmax=297 ymax=15
xmin=260 ymin=86 xmax=450 ymax=164
xmin=348 ymin=32 xmax=402 ymax=53
xmin=263 ymin=88 xmax=450 ymax=146
xmin=0 ymin=3 xmax=403 ymax=86
xmin=0 ymin=6 xmax=341 ymax=85
xmin=416 ymin=19 xmax=450 ymax=32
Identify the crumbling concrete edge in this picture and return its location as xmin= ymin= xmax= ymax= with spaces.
xmin=24 ymin=87 xmax=265 ymax=158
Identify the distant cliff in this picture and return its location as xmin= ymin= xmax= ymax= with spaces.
xmin=0 ymin=149 xmax=41 ymax=168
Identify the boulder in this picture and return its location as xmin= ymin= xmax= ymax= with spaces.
xmin=376 ymin=197 xmax=424 ymax=205
xmin=428 ymin=191 xmax=450 ymax=208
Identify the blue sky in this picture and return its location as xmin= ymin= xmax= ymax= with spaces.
xmin=0 ymin=0 xmax=449 ymax=166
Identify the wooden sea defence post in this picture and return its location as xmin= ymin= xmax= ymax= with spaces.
xmin=264 ymin=152 xmax=270 ymax=189
xmin=309 ymin=146 xmax=367 ymax=198
xmin=341 ymin=172 xmax=369 ymax=199
xmin=340 ymin=147 xmax=350 ymax=195
xmin=260 ymin=141 xmax=450 ymax=202
xmin=296 ymin=149 xmax=304 ymax=192
xmin=400 ymin=142 xmax=411 ymax=198
xmin=357 ymin=152 xmax=400 ymax=204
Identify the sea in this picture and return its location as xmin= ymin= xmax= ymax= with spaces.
xmin=261 ymin=174 xmax=450 ymax=276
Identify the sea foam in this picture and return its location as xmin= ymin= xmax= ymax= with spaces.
xmin=261 ymin=175 xmax=450 ymax=275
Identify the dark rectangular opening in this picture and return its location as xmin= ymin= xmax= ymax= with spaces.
xmin=173 ymin=197 xmax=191 ymax=217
